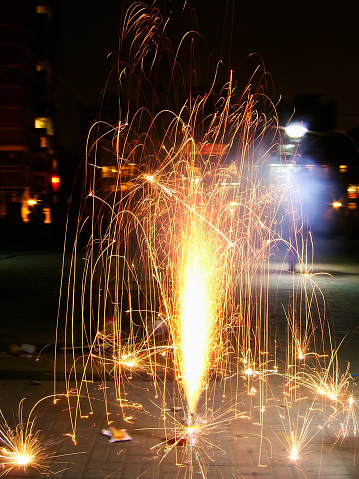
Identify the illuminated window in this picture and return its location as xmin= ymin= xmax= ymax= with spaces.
xmin=36 ymin=60 xmax=51 ymax=74
xmin=101 ymin=166 xmax=118 ymax=178
xmin=43 ymin=207 xmax=52 ymax=224
xmin=34 ymin=117 xmax=54 ymax=136
xmin=120 ymin=164 xmax=136 ymax=176
xmin=348 ymin=185 xmax=359 ymax=199
xmin=21 ymin=203 xmax=30 ymax=223
xmin=39 ymin=137 xmax=47 ymax=148
xmin=36 ymin=5 xmax=51 ymax=18
xmin=0 ymin=192 xmax=6 ymax=218
xmin=120 ymin=181 xmax=135 ymax=192
xmin=339 ymin=165 xmax=348 ymax=173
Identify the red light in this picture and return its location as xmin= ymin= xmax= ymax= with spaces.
xmin=202 ymin=143 xmax=228 ymax=156
xmin=51 ymin=175 xmax=60 ymax=191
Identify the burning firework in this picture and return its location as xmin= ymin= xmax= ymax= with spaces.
xmin=0 ymin=402 xmax=50 ymax=476
xmin=52 ymin=2 xmax=359 ymax=477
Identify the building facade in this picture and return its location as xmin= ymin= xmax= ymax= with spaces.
xmin=0 ymin=1 xmax=59 ymax=240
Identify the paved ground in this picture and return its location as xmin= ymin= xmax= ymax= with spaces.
xmin=0 ymin=238 xmax=358 ymax=478
xmin=1 ymin=374 xmax=359 ymax=479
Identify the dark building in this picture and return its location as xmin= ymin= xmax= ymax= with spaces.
xmin=277 ymin=94 xmax=337 ymax=134
xmin=0 ymin=1 xmax=59 ymax=239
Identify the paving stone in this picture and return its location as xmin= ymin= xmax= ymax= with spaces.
xmin=316 ymin=465 xmax=351 ymax=475
xmin=81 ymin=467 xmax=123 ymax=479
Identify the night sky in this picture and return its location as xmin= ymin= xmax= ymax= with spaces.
xmin=56 ymin=0 xmax=359 ymax=152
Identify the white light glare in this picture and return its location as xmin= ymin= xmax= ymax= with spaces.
xmin=285 ymin=123 xmax=308 ymax=138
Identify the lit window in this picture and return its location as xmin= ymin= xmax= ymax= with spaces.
xmin=36 ymin=5 xmax=51 ymax=18
xmin=339 ymin=165 xmax=348 ymax=173
xmin=43 ymin=207 xmax=52 ymax=224
xmin=0 ymin=192 xmax=5 ymax=218
xmin=21 ymin=203 xmax=30 ymax=223
xmin=35 ymin=117 xmax=46 ymax=129
xmin=36 ymin=60 xmax=51 ymax=74
xmin=348 ymin=185 xmax=359 ymax=199
xmin=40 ymin=137 xmax=47 ymax=148
xmin=120 ymin=181 xmax=135 ymax=191
xmin=101 ymin=166 xmax=118 ymax=178
xmin=34 ymin=117 xmax=54 ymax=136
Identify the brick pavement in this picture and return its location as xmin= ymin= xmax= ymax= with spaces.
xmin=1 ymin=368 xmax=359 ymax=478
xmin=1 ymin=242 xmax=359 ymax=478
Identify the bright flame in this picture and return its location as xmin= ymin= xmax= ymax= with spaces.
xmin=290 ymin=447 xmax=298 ymax=461
xmin=15 ymin=453 xmax=31 ymax=466
xmin=176 ymin=236 xmax=219 ymax=413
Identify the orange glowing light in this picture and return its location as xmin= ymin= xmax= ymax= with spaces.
xmin=290 ymin=448 xmax=298 ymax=461
xmin=0 ymin=406 xmax=51 ymax=476
xmin=15 ymin=453 xmax=31 ymax=466
xmin=176 ymin=236 xmax=219 ymax=413
xmin=51 ymin=175 xmax=60 ymax=192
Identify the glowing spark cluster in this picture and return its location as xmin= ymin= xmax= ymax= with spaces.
xmin=0 ymin=407 xmax=49 ymax=477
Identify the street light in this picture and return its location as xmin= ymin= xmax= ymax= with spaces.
xmin=285 ymin=122 xmax=308 ymax=139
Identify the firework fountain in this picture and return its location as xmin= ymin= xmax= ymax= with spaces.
xmin=55 ymin=2 xmax=358 ymax=474
xmin=1 ymin=3 xmax=357 ymax=478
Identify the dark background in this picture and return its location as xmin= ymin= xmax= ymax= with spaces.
xmin=1 ymin=0 xmax=358 ymax=245
xmin=56 ymin=0 xmax=359 ymax=154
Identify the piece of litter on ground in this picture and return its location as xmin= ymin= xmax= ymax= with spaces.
xmin=9 ymin=343 xmax=36 ymax=357
xmin=102 ymin=427 xmax=132 ymax=443
xmin=20 ymin=343 xmax=36 ymax=354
